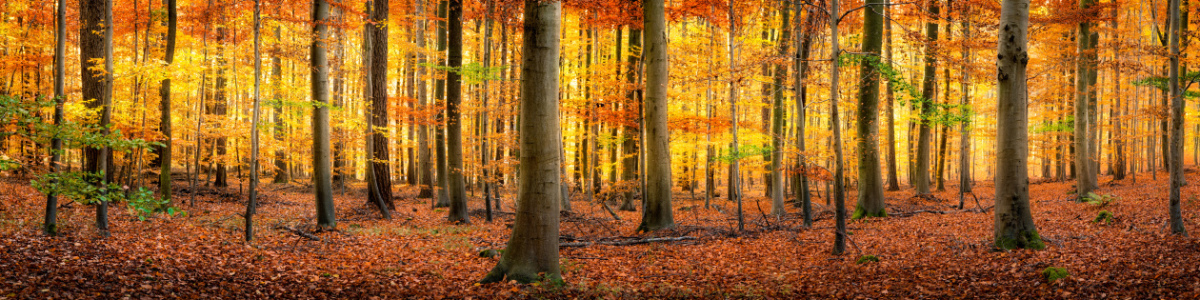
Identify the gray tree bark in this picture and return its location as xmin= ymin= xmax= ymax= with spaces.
xmin=480 ymin=0 xmax=562 ymax=284
xmin=311 ymin=0 xmax=336 ymax=229
xmin=369 ymin=0 xmax=395 ymax=214
xmin=245 ymin=0 xmax=262 ymax=242
xmin=854 ymin=0 xmax=886 ymax=219
xmin=769 ymin=2 xmax=791 ymax=217
xmin=80 ymin=0 xmax=113 ymax=238
xmin=45 ymin=0 xmax=66 ymax=236
xmin=914 ymin=0 xmax=939 ymax=194
xmin=638 ymin=0 xmax=674 ymax=231
xmin=1168 ymin=0 xmax=1188 ymax=236
xmin=415 ymin=0 xmax=433 ymax=199
xmin=1073 ymin=0 xmax=1097 ymax=199
xmin=829 ymin=0 xmax=847 ymax=255
xmin=993 ymin=0 xmax=1043 ymax=250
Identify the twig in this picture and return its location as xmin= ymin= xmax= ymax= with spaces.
xmin=276 ymin=225 xmax=321 ymax=241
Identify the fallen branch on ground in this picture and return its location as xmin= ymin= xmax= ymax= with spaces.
xmin=560 ymin=236 xmax=697 ymax=248
xmin=276 ymin=225 xmax=321 ymax=241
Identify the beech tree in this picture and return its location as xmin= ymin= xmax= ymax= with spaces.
xmin=312 ymin=0 xmax=335 ymax=229
xmin=639 ymin=0 xmax=673 ymax=231
xmin=158 ymin=0 xmax=177 ymax=203
xmin=993 ymin=0 xmax=1043 ymax=250
xmin=447 ymin=0 xmax=469 ymax=224
xmin=1167 ymin=0 xmax=1186 ymax=236
xmin=914 ymin=0 xmax=939 ymax=194
xmin=80 ymin=0 xmax=114 ymax=238
xmin=854 ymin=0 xmax=886 ymax=219
xmin=480 ymin=0 xmax=562 ymax=284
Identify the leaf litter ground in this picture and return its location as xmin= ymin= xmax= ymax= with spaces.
xmin=2 ymin=173 xmax=1200 ymax=298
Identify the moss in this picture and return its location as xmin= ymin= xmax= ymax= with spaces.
xmin=996 ymin=229 xmax=1046 ymax=250
xmin=1041 ymin=267 xmax=1069 ymax=283
xmin=851 ymin=204 xmax=888 ymax=220
xmin=479 ymin=249 xmax=499 ymax=258
xmin=1094 ymin=210 xmax=1114 ymax=224
xmin=855 ymin=255 xmax=880 ymax=264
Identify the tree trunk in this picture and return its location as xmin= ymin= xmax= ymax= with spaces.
xmin=958 ymin=14 xmax=972 ymax=208
xmin=273 ymin=14 xmax=287 ymax=184
xmin=794 ymin=0 xmax=814 ymax=226
xmin=80 ymin=0 xmax=113 ymax=238
xmin=993 ymin=0 xmax=1043 ymax=250
xmin=480 ymin=0 xmax=562 ymax=284
xmin=1167 ymin=0 xmax=1188 ymax=236
xmin=312 ymin=0 xmax=336 ymax=229
xmin=434 ymin=0 xmax=450 ymax=208
xmin=914 ymin=0 xmax=939 ymax=194
xmin=369 ymin=0 xmax=395 ymax=214
xmin=728 ymin=1 xmax=744 ymax=232
xmin=158 ymin=0 xmax=177 ymax=203
xmin=883 ymin=0 xmax=900 ymax=191
xmin=829 ymin=0 xmax=847 ymax=255
xmin=245 ymin=0 xmax=262 ymax=242
xmin=1073 ymin=0 xmax=1096 ymax=199
xmin=854 ymin=0 xmax=886 ymax=219
xmin=769 ymin=2 xmax=791 ymax=217
xmin=638 ymin=0 xmax=673 ymax=231
xmin=446 ymin=0 xmax=469 ymax=223
xmin=619 ymin=27 xmax=642 ymax=212
xmin=45 ymin=0 xmax=66 ymax=236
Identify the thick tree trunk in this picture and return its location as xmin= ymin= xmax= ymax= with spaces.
xmin=312 ymin=0 xmax=336 ymax=229
xmin=369 ymin=0 xmax=395 ymax=213
xmin=480 ymin=0 xmax=562 ymax=284
xmin=993 ymin=0 xmax=1043 ymax=250
xmin=854 ymin=0 xmax=886 ymax=219
xmin=81 ymin=0 xmax=114 ymax=238
xmin=446 ymin=0 xmax=469 ymax=223
xmin=638 ymin=0 xmax=673 ymax=231
xmin=914 ymin=0 xmax=939 ymax=194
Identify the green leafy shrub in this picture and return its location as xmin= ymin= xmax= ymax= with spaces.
xmin=1094 ymin=210 xmax=1114 ymax=224
xmin=856 ymin=255 xmax=880 ymax=264
xmin=1082 ymin=192 xmax=1117 ymax=207
xmin=1041 ymin=267 xmax=1069 ymax=283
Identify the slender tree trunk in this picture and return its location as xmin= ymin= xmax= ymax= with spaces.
xmin=245 ymin=0 xmax=262 ymax=242
xmin=854 ymin=0 xmax=886 ymax=219
xmin=1168 ymin=0 xmax=1188 ymax=236
xmin=312 ymin=0 xmax=336 ymax=229
xmin=794 ymin=1 xmax=814 ymax=226
xmin=45 ymin=0 xmax=66 ymax=236
xmin=480 ymin=0 xmax=562 ymax=284
xmin=619 ymin=27 xmax=642 ymax=211
xmin=914 ymin=0 xmax=939 ymax=194
xmin=446 ymin=0 xmax=469 ymax=223
xmin=434 ymin=0 xmax=450 ymax=208
xmin=769 ymin=2 xmax=791 ymax=217
xmin=272 ymin=13 xmax=287 ymax=184
xmin=958 ymin=13 xmax=972 ymax=208
xmin=829 ymin=0 xmax=847 ymax=255
xmin=993 ymin=0 xmax=1043 ymax=250
xmin=157 ymin=0 xmax=177 ymax=202
xmin=1074 ymin=0 xmax=1096 ymax=199
xmin=481 ymin=0 xmax=495 ymax=222
xmin=728 ymin=1 xmax=744 ymax=232
xmin=883 ymin=0 xmax=900 ymax=191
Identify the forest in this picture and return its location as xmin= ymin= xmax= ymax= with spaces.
xmin=1 ymin=0 xmax=1199 ymax=297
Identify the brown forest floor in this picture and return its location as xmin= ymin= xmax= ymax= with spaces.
xmin=3 ymin=171 xmax=1200 ymax=299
